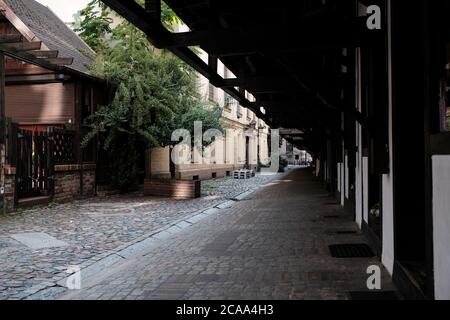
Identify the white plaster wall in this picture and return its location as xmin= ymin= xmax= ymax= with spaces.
xmin=355 ymin=152 xmax=362 ymax=228
xmin=315 ymin=159 xmax=320 ymax=177
xmin=362 ymin=157 xmax=369 ymax=223
xmin=355 ymin=125 xmax=363 ymax=228
xmin=381 ymin=147 xmax=395 ymax=275
xmin=355 ymin=48 xmax=363 ymax=228
xmin=432 ymin=155 xmax=450 ymax=300
xmin=381 ymin=0 xmax=395 ymax=275
xmin=382 ymin=174 xmax=394 ymax=275
xmin=337 ymin=163 xmax=342 ymax=193
xmin=341 ymin=160 xmax=345 ymax=206
xmin=345 ymin=155 xmax=349 ymax=199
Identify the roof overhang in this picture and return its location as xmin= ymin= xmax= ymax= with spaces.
xmin=100 ymin=0 xmax=385 ymax=153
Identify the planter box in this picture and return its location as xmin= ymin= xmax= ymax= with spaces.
xmin=144 ymin=179 xmax=201 ymax=199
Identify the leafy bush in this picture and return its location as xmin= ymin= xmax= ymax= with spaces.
xmin=78 ymin=2 xmax=222 ymax=192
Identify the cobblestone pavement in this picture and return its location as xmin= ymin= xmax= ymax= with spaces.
xmin=59 ymin=169 xmax=396 ymax=300
xmin=0 ymin=173 xmax=281 ymax=300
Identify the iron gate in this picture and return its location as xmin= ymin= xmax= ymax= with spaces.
xmin=16 ymin=129 xmax=53 ymax=199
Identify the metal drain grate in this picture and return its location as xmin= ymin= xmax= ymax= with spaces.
xmin=347 ymin=291 xmax=400 ymax=300
xmin=325 ymin=229 xmax=359 ymax=235
xmin=336 ymin=230 xmax=358 ymax=235
xmin=329 ymin=243 xmax=375 ymax=258
xmin=323 ymin=215 xmax=341 ymax=219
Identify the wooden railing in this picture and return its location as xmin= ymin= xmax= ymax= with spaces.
xmin=48 ymin=127 xmax=78 ymax=165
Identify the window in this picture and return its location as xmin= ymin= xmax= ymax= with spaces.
xmin=224 ymin=93 xmax=237 ymax=111
xmin=236 ymin=104 xmax=242 ymax=118
xmin=247 ymin=110 xmax=253 ymax=120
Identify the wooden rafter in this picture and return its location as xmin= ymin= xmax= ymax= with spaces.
xmin=5 ymin=73 xmax=70 ymax=84
xmin=100 ymin=0 xmax=271 ymax=125
xmin=99 ymin=0 xmax=378 ymax=135
xmin=0 ymin=34 xmax=22 ymax=44
xmin=44 ymin=57 xmax=74 ymax=66
xmin=3 ymin=41 xmax=42 ymax=52
xmin=166 ymin=17 xmax=381 ymax=54
xmin=29 ymin=50 xmax=59 ymax=59
xmin=0 ymin=0 xmax=49 ymax=49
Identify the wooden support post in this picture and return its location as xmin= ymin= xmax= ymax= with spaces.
xmin=145 ymin=0 xmax=161 ymax=24
xmin=0 ymin=52 xmax=4 ymax=143
xmin=208 ymin=55 xmax=217 ymax=74
xmin=0 ymin=52 xmax=5 ymax=213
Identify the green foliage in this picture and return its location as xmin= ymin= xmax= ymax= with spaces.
xmin=161 ymin=2 xmax=182 ymax=30
xmin=72 ymin=0 xmax=112 ymax=53
xmin=77 ymin=3 xmax=222 ymax=192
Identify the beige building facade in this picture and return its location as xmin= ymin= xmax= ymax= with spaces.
xmin=280 ymin=139 xmax=312 ymax=166
xmin=148 ymin=37 xmax=270 ymax=181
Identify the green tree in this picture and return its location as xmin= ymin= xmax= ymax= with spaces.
xmin=73 ymin=0 xmax=112 ymax=53
xmin=79 ymin=6 xmax=222 ymax=192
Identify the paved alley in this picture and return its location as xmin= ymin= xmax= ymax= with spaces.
xmin=0 ymin=173 xmax=278 ymax=300
xmin=57 ymin=169 xmax=396 ymax=300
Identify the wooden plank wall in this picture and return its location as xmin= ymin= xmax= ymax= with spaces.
xmin=5 ymin=82 xmax=75 ymax=124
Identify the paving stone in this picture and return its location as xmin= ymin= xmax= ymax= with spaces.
xmin=0 ymin=173 xmax=277 ymax=299
xmin=57 ymin=169 xmax=396 ymax=300
xmin=10 ymin=233 xmax=67 ymax=250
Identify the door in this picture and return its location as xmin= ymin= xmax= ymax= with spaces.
xmin=16 ymin=129 xmax=52 ymax=199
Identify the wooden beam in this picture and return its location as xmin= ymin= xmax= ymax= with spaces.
xmin=208 ymin=55 xmax=217 ymax=73
xmin=169 ymin=46 xmax=270 ymax=124
xmin=99 ymin=0 xmax=271 ymax=125
xmin=165 ymin=17 xmax=382 ymax=55
xmin=0 ymin=34 xmax=22 ymax=44
xmin=145 ymin=0 xmax=161 ymax=23
xmin=220 ymin=75 xmax=301 ymax=90
xmin=279 ymin=128 xmax=305 ymax=135
xmin=0 ymin=0 xmax=45 ymax=44
xmin=250 ymin=99 xmax=315 ymax=109
xmin=100 ymin=0 xmax=169 ymax=47
xmin=3 ymin=41 xmax=42 ymax=52
xmin=29 ymin=50 xmax=59 ymax=59
xmin=0 ymin=44 xmax=70 ymax=76
xmin=6 ymin=73 xmax=69 ymax=84
xmin=44 ymin=57 xmax=74 ymax=66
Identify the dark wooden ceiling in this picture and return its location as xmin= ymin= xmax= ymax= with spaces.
xmin=101 ymin=0 xmax=383 ymax=154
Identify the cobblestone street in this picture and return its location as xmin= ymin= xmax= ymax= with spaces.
xmin=58 ymin=169 xmax=395 ymax=300
xmin=0 ymin=173 xmax=280 ymax=300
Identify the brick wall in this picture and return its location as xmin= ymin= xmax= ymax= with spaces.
xmin=150 ymin=147 xmax=171 ymax=179
xmin=53 ymin=169 xmax=80 ymax=203
xmin=144 ymin=179 xmax=201 ymax=199
xmin=3 ymin=166 xmax=16 ymax=211
xmin=53 ymin=164 xmax=96 ymax=203
xmin=82 ymin=167 xmax=96 ymax=196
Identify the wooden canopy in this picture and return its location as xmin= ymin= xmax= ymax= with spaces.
xmin=99 ymin=0 xmax=385 ymax=154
